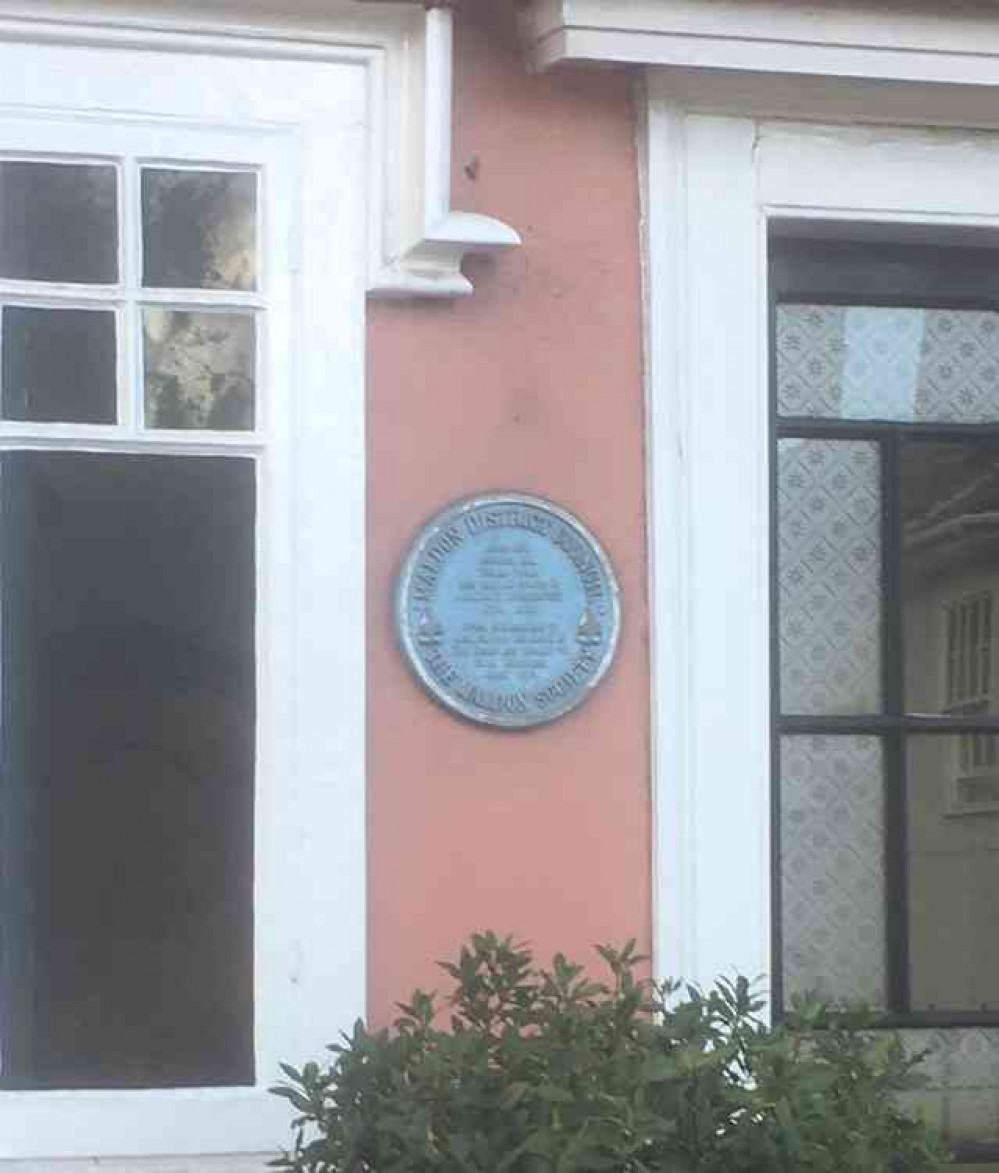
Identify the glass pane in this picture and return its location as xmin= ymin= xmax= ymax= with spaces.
xmin=778 ymin=439 xmax=882 ymax=714
xmin=892 ymin=1027 xmax=999 ymax=1147
xmin=0 ymin=160 xmax=118 ymax=284
xmin=942 ymin=1029 xmax=999 ymax=1144
xmin=144 ymin=309 xmax=255 ymax=430
xmin=142 ymin=169 xmax=256 ymax=291
xmin=901 ymin=439 xmax=999 ymax=716
xmin=780 ymin=735 xmax=886 ymax=1007
xmin=907 ymin=736 xmax=999 ymax=1013
xmin=777 ymin=304 xmax=999 ymax=423
xmin=0 ymin=451 xmax=255 ymax=1088
xmin=2 ymin=306 xmax=116 ymax=424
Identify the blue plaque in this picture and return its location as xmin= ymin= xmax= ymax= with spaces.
xmin=396 ymin=493 xmax=621 ymax=728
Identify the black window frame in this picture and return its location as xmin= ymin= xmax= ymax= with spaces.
xmin=769 ymin=237 xmax=999 ymax=1032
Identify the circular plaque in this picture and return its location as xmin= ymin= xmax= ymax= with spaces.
xmin=396 ymin=493 xmax=621 ymax=728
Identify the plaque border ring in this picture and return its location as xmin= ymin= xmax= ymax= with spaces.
xmin=395 ymin=492 xmax=622 ymax=729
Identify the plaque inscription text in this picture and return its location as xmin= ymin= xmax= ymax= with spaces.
xmin=396 ymin=494 xmax=620 ymax=727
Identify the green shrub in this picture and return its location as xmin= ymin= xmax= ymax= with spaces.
xmin=271 ymin=932 xmax=946 ymax=1173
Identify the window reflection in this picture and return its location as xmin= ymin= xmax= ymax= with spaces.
xmin=143 ymin=309 xmax=255 ymax=431
xmin=142 ymin=169 xmax=256 ymax=292
xmin=907 ymin=736 xmax=999 ymax=1012
xmin=901 ymin=444 xmax=999 ymax=1013
xmin=902 ymin=440 xmax=999 ymax=725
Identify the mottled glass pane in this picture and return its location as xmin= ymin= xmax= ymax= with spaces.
xmin=901 ymin=440 xmax=999 ymax=718
xmin=2 ymin=306 xmax=116 ymax=424
xmin=0 ymin=161 xmax=118 ymax=284
xmin=144 ymin=309 xmax=255 ymax=430
xmin=940 ymin=1029 xmax=999 ymax=1144
xmin=907 ymin=736 xmax=999 ymax=1014
xmin=780 ymin=735 xmax=886 ymax=1007
xmin=778 ymin=439 xmax=882 ymax=714
xmin=0 ymin=451 xmax=255 ymax=1089
xmin=896 ymin=1028 xmax=999 ymax=1147
xmin=777 ymin=304 xmax=999 ymax=422
xmin=142 ymin=169 xmax=256 ymax=291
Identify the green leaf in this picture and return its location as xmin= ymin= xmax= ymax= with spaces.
xmin=269 ymin=1086 xmax=314 ymax=1115
xmin=269 ymin=933 xmax=949 ymax=1173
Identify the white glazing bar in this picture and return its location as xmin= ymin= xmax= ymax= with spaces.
xmin=0 ymin=287 xmax=123 ymax=304
xmin=135 ymin=288 xmax=264 ymax=309
xmin=0 ymin=432 xmax=265 ymax=454
xmin=120 ymin=153 xmax=139 ymax=431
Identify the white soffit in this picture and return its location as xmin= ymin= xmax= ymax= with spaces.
xmin=521 ymin=0 xmax=999 ymax=128
xmin=0 ymin=0 xmax=520 ymax=297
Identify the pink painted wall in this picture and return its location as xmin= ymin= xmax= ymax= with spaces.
xmin=366 ymin=0 xmax=650 ymax=1024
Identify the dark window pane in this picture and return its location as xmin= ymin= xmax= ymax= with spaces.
xmin=907 ymin=736 xmax=999 ymax=1013
xmin=144 ymin=309 xmax=254 ymax=430
xmin=780 ymin=735 xmax=886 ymax=1008
xmin=0 ymin=161 xmax=118 ymax=284
xmin=142 ymin=169 xmax=256 ymax=291
xmin=0 ymin=452 xmax=255 ymax=1088
xmin=777 ymin=305 xmax=999 ymax=423
xmin=902 ymin=440 xmax=999 ymax=716
xmin=778 ymin=439 xmax=882 ymax=715
xmin=2 ymin=306 xmax=116 ymax=424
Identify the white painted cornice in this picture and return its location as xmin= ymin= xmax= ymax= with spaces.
xmin=522 ymin=0 xmax=999 ymax=129
xmin=0 ymin=0 xmax=519 ymax=297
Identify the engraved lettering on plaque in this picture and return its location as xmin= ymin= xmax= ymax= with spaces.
xmin=396 ymin=494 xmax=621 ymax=728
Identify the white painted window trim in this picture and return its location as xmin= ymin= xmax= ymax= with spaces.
xmin=643 ymin=93 xmax=772 ymax=993
xmin=0 ymin=0 xmax=520 ymax=299
xmin=0 ymin=13 xmax=382 ymax=1168
xmin=641 ymin=63 xmax=999 ymax=996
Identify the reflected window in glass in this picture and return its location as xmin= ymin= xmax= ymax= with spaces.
xmin=143 ymin=309 xmax=255 ymax=430
xmin=142 ymin=169 xmax=257 ymax=292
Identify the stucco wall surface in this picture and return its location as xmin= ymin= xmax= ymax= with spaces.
xmin=366 ymin=0 xmax=650 ymax=1023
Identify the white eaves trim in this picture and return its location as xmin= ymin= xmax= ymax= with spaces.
xmin=522 ymin=0 xmax=999 ymax=128
xmin=0 ymin=0 xmax=519 ymax=298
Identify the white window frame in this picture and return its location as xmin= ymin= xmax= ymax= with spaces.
xmin=643 ymin=89 xmax=999 ymax=994
xmin=0 ymin=46 xmax=364 ymax=1165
